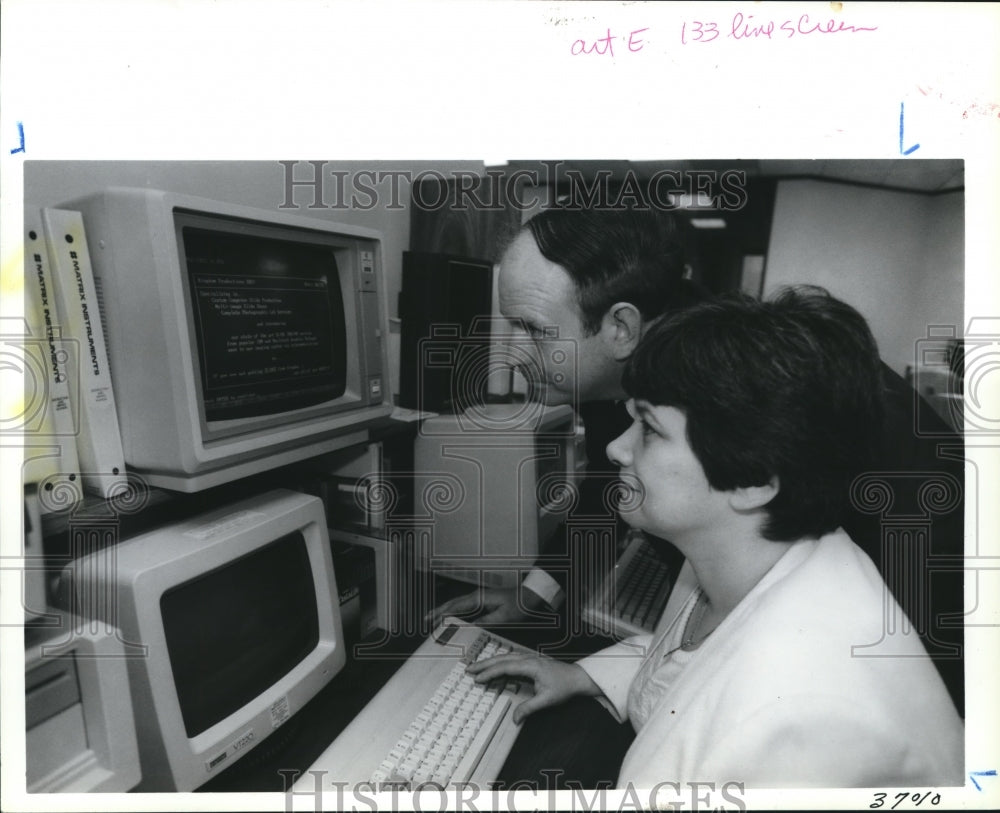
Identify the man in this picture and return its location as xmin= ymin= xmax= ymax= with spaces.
xmin=430 ymin=206 xmax=701 ymax=629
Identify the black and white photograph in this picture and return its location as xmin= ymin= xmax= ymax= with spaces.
xmin=1 ymin=4 xmax=998 ymax=813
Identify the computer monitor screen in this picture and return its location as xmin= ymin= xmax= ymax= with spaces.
xmin=161 ymin=530 xmax=319 ymax=738
xmin=63 ymin=188 xmax=392 ymax=491
xmin=57 ymin=489 xmax=344 ymax=791
xmin=181 ymin=223 xmax=348 ymax=421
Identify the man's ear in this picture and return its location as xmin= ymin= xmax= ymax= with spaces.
xmin=729 ymin=476 xmax=779 ymax=512
xmin=603 ymin=302 xmax=644 ymax=360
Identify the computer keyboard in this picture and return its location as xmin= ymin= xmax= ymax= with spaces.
xmin=371 ymin=634 xmax=518 ymax=787
xmin=582 ymin=533 xmax=674 ymax=638
xmin=295 ymin=619 xmax=529 ymax=791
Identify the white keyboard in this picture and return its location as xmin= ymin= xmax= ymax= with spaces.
xmin=371 ymin=634 xmax=518 ymax=787
xmin=582 ymin=534 xmax=673 ymax=638
xmin=295 ymin=619 xmax=529 ymax=791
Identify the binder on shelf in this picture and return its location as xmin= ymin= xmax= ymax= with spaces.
xmin=41 ymin=207 xmax=127 ymax=498
xmin=21 ymin=209 xmax=83 ymax=507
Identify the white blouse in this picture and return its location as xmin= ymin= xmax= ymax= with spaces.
xmin=626 ymin=588 xmax=701 ymax=730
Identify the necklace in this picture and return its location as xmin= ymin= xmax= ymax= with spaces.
xmin=680 ymin=588 xmax=711 ymax=650
xmin=654 ymin=588 xmax=716 ymax=663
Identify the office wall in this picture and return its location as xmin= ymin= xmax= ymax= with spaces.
xmin=24 ymin=160 xmax=483 ymax=401
xmin=764 ymin=180 xmax=964 ymax=376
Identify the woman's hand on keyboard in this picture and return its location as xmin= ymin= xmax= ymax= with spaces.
xmin=466 ymin=655 xmax=602 ymax=723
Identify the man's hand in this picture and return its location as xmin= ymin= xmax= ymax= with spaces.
xmin=466 ymin=654 xmax=602 ymax=723
xmin=426 ymin=587 xmax=534 ymax=628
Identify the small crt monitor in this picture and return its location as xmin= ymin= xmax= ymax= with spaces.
xmin=64 ymin=188 xmax=392 ymax=491
xmin=57 ymin=490 xmax=345 ymax=791
xmin=412 ymin=403 xmax=577 ymax=588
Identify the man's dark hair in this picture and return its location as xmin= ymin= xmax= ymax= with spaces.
xmin=623 ymin=286 xmax=886 ymax=542
xmin=524 ymin=207 xmax=702 ymax=334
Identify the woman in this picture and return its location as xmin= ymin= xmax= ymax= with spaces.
xmin=469 ymin=287 xmax=964 ymax=788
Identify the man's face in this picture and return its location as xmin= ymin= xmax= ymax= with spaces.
xmin=497 ymin=233 xmax=619 ymax=407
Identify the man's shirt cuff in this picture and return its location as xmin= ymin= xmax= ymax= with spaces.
xmin=522 ymin=568 xmax=564 ymax=609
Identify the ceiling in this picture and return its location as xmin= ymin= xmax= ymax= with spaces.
xmin=756 ymin=159 xmax=963 ymax=193
xmin=480 ymin=158 xmax=963 ymax=294
xmin=506 ymin=159 xmax=964 ymax=194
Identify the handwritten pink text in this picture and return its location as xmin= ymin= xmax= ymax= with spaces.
xmin=571 ymin=27 xmax=649 ymax=56
xmin=681 ymin=13 xmax=877 ymax=44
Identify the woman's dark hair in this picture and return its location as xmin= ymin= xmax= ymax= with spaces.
xmin=623 ymin=286 xmax=886 ymax=541
xmin=524 ymin=207 xmax=703 ymax=333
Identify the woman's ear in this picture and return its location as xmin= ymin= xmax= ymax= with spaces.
xmin=729 ymin=476 xmax=779 ymax=512
xmin=602 ymin=302 xmax=644 ymax=361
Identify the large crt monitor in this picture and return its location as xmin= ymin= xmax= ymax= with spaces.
xmin=57 ymin=490 xmax=345 ymax=791
xmin=412 ymin=403 xmax=577 ymax=588
xmin=66 ymin=188 xmax=392 ymax=491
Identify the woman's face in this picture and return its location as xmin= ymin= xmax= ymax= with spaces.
xmin=606 ymin=399 xmax=731 ymax=543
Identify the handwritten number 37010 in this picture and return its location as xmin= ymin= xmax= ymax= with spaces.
xmin=870 ymin=792 xmax=941 ymax=809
